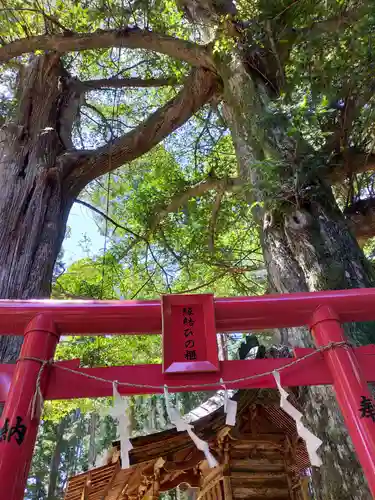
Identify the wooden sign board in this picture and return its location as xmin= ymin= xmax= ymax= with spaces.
xmin=162 ymin=294 xmax=219 ymax=374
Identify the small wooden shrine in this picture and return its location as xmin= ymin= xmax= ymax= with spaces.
xmin=64 ymin=389 xmax=311 ymax=500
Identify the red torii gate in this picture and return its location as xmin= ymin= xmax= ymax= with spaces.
xmin=0 ymin=289 xmax=375 ymax=499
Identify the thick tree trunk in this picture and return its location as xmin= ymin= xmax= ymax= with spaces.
xmin=177 ymin=0 xmax=374 ymax=490
xmin=0 ymin=53 xmax=75 ymax=362
xmin=262 ymin=181 xmax=375 ymax=500
xmin=219 ymin=53 xmax=375 ymax=499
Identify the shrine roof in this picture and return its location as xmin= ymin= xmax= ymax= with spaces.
xmin=64 ymin=389 xmax=310 ymax=500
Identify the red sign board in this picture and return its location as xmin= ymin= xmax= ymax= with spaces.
xmin=162 ymin=294 xmax=219 ymax=374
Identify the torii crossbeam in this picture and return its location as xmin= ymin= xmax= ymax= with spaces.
xmin=0 ymin=289 xmax=374 ymax=499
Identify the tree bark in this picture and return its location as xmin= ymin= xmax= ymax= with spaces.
xmin=0 ymin=54 xmax=216 ymax=367
xmin=218 ymin=45 xmax=375 ymax=500
xmin=88 ymin=412 xmax=98 ymax=468
xmin=47 ymin=417 xmax=69 ymax=500
xmin=0 ymin=53 xmax=74 ymax=362
xmin=0 ymin=28 xmax=214 ymax=70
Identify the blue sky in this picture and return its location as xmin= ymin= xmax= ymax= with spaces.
xmin=63 ymin=203 xmax=104 ymax=264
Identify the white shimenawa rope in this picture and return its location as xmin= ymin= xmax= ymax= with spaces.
xmin=22 ymin=341 xmax=348 ymax=391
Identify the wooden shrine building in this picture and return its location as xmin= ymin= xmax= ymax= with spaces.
xmin=64 ymin=389 xmax=311 ymax=500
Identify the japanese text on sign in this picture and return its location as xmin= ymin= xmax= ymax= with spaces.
xmin=183 ymin=307 xmax=196 ymax=361
xmin=359 ymin=396 xmax=375 ymax=422
xmin=0 ymin=416 xmax=27 ymax=445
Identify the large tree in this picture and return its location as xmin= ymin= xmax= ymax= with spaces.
xmin=0 ymin=0 xmax=375 ymax=498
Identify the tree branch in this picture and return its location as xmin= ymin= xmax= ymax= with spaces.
xmin=75 ymin=199 xmax=142 ymax=239
xmin=81 ymin=103 xmax=115 ymax=138
xmin=77 ymin=77 xmax=179 ymax=92
xmin=130 ymin=271 xmax=156 ymax=299
xmin=0 ymin=27 xmax=214 ymax=69
xmin=63 ymin=68 xmax=219 ymax=194
xmin=208 ymin=190 xmax=224 ymax=253
xmin=0 ymin=8 xmax=71 ymax=33
xmin=298 ymin=8 xmax=362 ymax=42
xmin=150 ymin=176 xmax=242 ymax=232
xmin=277 ymin=8 xmax=364 ymax=64
xmin=328 ymin=150 xmax=375 ymax=183
xmin=177 ymin=251 xmax=257 ymax=294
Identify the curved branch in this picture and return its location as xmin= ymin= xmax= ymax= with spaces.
xmin=150 ymin=176 xmax=242 ymax=232
xmin=0 ymin=27 xmax=214 ymax=69
xmin=63 ymin=68 xmax=220 ymax=194
xmin=78 ymin=76 xmax=179 ymax=92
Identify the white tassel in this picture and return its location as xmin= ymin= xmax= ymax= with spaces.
xmin=186 ymin=428 xmax=218 ymax=469
xmin=273 ymin=371 xmax=322 ymax=467
xmin=221 ymin=378 xmax=237 ymax=426
xmin=164 ymin=386 xmax=218 ymax=468
xmin=109 ymin=382 xmax=133 ymax=469
xmin=225 ymin=399 xmax=237 ymax=426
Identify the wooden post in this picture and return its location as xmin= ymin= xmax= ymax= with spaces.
xmin=0 ymin=314 xmax=58 ymax=500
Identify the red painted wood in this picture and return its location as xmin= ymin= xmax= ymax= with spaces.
xmin=43 ymin=358 xmax=327 ymax=399
xmin=162 ymin=294 xmax=219 ymax=373
xmin=0 ymin=315 xmax=59 ymax=500
xmin=0 ymin=359 xmax=81 ymax=402
xmin=0 ymin=346 xmax=373 ymax=402
xmin=1 ymin=290 xmax=375 ymax=499
xmin=0 ymin=288 xmax=375 ymax=335
xmin=0 ymin=364 xmax=14 ymax=404
xmin=310 ymin=306 xmax=375 ymax=497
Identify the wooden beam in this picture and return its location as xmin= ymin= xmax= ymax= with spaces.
xmin=230 ymin=458 xmax=285 ymax=472
xmin=164 ymin=450 xmax=204 ymax=472
xmin=300 ymin=477 xmax=311 ymax=500
xmin=101 ymin=461 xmax=121 ymax=499
xmin=80 ymin=473 xmax=91 ymax=500
xmin=223 ymin=476 xmax=233 ymax=500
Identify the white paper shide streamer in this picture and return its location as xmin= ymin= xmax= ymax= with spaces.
xmin=221 ymin=378 xmax=237 ymax=426
xmin=272 ymin=371 xmax=322 ymax=467
xmin=164 ymin=386 xmax=218 ymax=468
xmin=110 ymin=381 xmax=133 ymax=469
